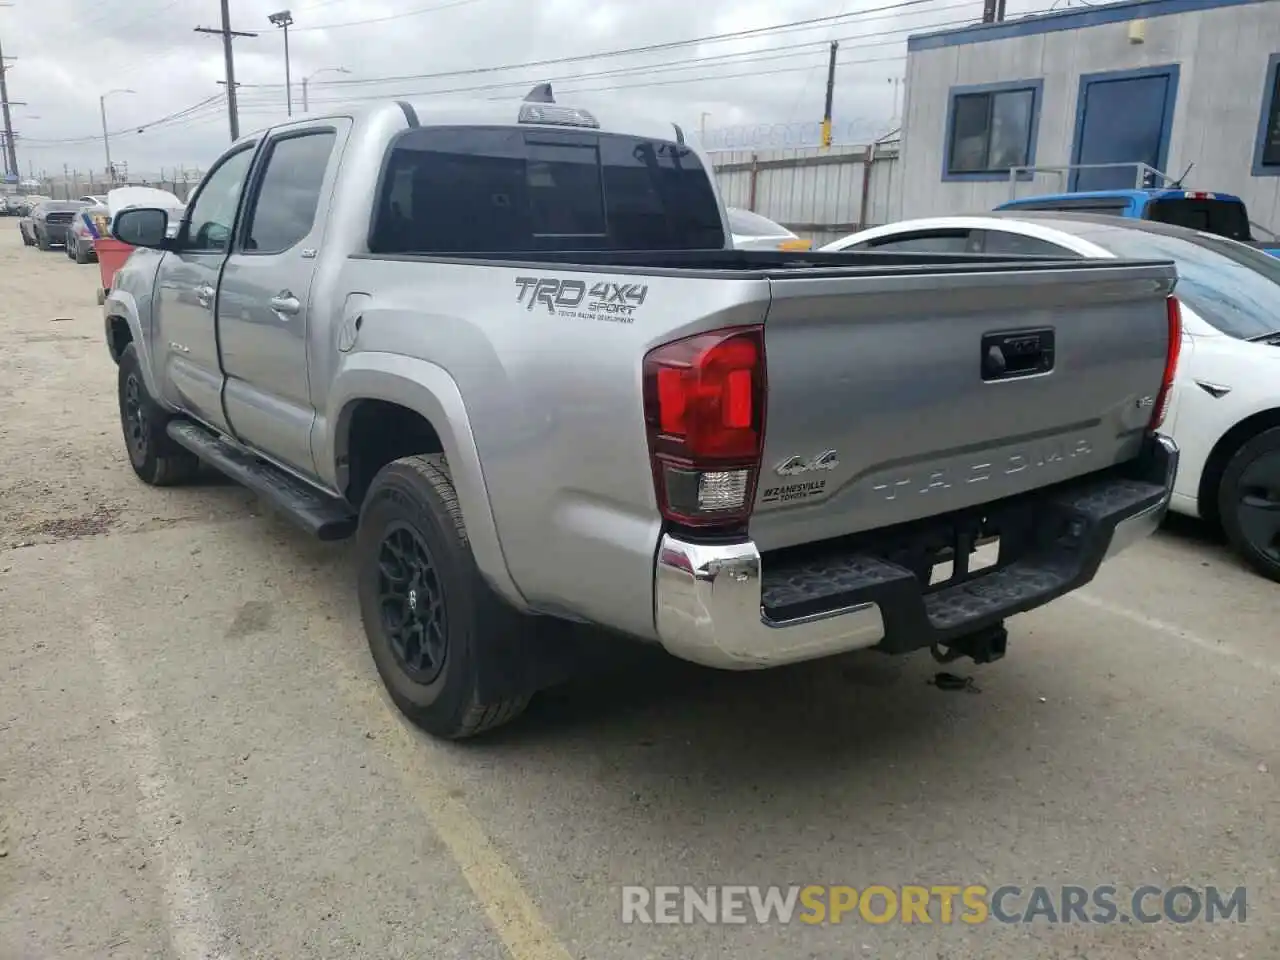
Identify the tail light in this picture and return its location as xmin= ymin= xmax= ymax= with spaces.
xmin=643 ymin=326 xmax=766 ymax=528
xmin=1150 ymin=295 xmax=1182 ymax=431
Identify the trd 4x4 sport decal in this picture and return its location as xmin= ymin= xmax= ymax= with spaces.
xmin=514 ymin=277 xmax=648 ymax=324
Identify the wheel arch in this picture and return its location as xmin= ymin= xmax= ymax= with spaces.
xmin=1196 ymin=407 xmax=1280 ymax=527
xmin=327 ymin=355 xmax=528 ymax=611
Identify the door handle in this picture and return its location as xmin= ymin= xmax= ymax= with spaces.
xmin=269 ymin=292 xmax=301 ymax=316
xmin=194 ymin=283 xmax=215 ymax=307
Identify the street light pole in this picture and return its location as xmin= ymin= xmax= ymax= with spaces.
xmin=99 ymin=88 xmax=134 ymax=184
xmin=268 ymin=10 xmax=294 ymax=117
xmin=301 ymin=66 xmax=349 ymax=113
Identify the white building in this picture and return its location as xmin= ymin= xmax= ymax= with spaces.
xmin=895 ymin=0 xmax=1280 ymax=227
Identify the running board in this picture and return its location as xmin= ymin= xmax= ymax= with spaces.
xmin=166 ymin=421 xmax=357 ymax=541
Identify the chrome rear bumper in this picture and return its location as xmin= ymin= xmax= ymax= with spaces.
xmin=655 ymin=435 xmax=1177 ymax=670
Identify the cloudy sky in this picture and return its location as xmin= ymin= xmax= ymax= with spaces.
xmin=9 ymin=0 xmax=1078 ymax=180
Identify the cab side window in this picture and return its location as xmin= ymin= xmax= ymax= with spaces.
xmin=184 ymin=147 xmax=256 ymax=253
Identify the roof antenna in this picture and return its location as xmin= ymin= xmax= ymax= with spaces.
xmin=1169 ymin=161 xmax=1194 ymax=189
xmin=524 ymin=83 xmax=555 ymax=103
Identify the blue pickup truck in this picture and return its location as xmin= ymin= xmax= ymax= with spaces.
xmin=995 ymin=188 xmax=1280 ymax=256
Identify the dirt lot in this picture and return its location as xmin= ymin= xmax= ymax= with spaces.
xmin=1 ymin=224 xmax=1278 ymax=960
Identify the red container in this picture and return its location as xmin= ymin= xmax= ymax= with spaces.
xmin=95 ymin=237 xmax=135 ymax=305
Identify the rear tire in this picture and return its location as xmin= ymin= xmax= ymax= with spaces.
xmin=74 ymin=239 xmax=90 ymax=264
xmin=356 ymin=454 xmax=532 ymax=739
xmin=36 ymin=231 xmax=50 ymax=251
xmin=117 ymin=343 xmax=200 ymax=487
xmin=1218 ymin=426 xmax=1280 ymax=583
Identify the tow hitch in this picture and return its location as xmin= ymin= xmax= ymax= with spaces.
xmin=930 ymin=620 xmax=1008 ymax=665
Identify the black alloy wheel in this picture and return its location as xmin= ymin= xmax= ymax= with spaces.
xmin=1233 ymin=451 xmax=1280 ymax=570
xmin=1220 ymin=427 xmax=1280 ymax=583
xmin=377 ymin=522 xmax=449 ymax=684
xmin=122 ymin=371 xmax=150 ymax=465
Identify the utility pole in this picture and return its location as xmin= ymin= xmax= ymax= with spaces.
xmin=195 ymin=0 xmax=257 ymax=141
xmin=0 ymin=36 xmax=18 ymax=179
xmin=982 ymin=0 xmax=1007 ymax=23
xmin=820 ymin=40 xmax=838 ymax=150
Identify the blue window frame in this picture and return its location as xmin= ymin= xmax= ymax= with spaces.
xmin=1252 ymin=52 xmax=1280 ymax=177
xmin=942 ymin=79 xmax=1043 ymax=181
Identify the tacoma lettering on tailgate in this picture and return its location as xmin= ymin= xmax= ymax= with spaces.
xmin=871 ymin=438 xmax=1094 ymax=502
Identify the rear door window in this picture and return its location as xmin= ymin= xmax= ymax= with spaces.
xmin=853 ymin=230 xmax=980 ymax=253
xmin=369 ymin=125 xmax=725 ymax=254
xmin=979 ymin=230 xmax=1078 ymax=257
xmin=242 ymin=130 xmax=336 ymax=254
xmin=1144 ymin=198 xmax=1253 ymax=241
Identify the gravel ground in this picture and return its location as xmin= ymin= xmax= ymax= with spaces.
xmin=0 ymin=224 xmax=1277 ymax=960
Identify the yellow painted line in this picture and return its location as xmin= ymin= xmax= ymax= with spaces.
xmin=332 ymin=669 xmax=575 ymax=960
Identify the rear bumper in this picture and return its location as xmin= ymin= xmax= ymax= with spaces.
xmin=41 ymin=224 xmax=69 ymax=242
xmin=655 ymin=434 xmax=1177 ymax=670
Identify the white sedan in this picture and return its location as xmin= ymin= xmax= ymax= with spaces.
xmin=824 ymin=213 xmax=1280 ymax=582
xmin=726 ymin=207 xmax=811 ymax=251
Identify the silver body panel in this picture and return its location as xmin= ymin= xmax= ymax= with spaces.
xmin=102 ymin=96 xmax=1180 ymax=657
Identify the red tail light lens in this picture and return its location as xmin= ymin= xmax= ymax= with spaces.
xmin=643 ymin=326 xmax=766 ymax=528
xmin=1150 ymin=295 xmax=1182 ymax=431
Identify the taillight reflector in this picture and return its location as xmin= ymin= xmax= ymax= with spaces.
xmin=643 ymin=326 xmax=766 ymax=528
xmin=1151 ymin=295 xmax=1182 ymax=431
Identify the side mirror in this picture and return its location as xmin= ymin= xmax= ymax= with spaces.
xmin=112 ymin=207 xmax=170 ymax=249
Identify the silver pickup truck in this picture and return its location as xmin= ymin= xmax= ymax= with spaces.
xmin=103 ymin=88 xmax=1181 ymax=739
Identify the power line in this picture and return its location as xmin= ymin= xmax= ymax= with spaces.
xmin=251 ymin=0 xmax=945 ymax=89
xmin=22 ymin=95 xmax=226 ymax=146
xmin=292 ymin=0 xmax=485 ymax=31
xmin=237 ymin=15 xmax=973 ymax=109
xmin=231 ymin=52 xmax=909 ymax=117
xmin=25 ymin=0 xmax=1065 ymax=151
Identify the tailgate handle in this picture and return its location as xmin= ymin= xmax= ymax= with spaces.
xmin=981 ymin=329 xmax=1054 ymax=382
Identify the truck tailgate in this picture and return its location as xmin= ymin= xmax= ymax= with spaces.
xmin=751 ymin=260 xmax=1177 ymax=552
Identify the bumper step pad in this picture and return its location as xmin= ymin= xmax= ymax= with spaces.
xmin=759 ymin=472 xmax=1167 ymax=652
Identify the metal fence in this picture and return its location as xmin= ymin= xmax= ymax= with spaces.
xmin=709 ymin=139 xmax=902 ymax=248
xmin=31 ymin=170 xmax=204 ymax=203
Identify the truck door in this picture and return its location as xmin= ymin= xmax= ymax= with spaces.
xmin=151 ymin=144 xmax=257 ymax=433
xmin=217 ymin=121 xmax=347 ymax=477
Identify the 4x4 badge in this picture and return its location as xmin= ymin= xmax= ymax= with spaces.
xmin=774 ymin=450 xmax=839 ymax=477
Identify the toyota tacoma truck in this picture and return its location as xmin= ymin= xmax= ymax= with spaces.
xmin=102 ymin=87 xmax=1182 ymax=739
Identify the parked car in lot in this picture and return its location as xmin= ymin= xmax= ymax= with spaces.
xmin=726 ymin=207 xmax=811 ymax=250
xmin=996 ymin=188 xmax=1280 ymax=257
xmin=102 ymin=92 xmax=1180 ymax=739
xmin=20 ymin=199 xmax=83 ymax=249
xmin=66 ymin=202 xmax=110 ymax=263
xmin=824 ymin=213 xmax=1280 ymax=581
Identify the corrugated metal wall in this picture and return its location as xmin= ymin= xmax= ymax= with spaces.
xmin=709 ymin=142 xmax=902 ymax=247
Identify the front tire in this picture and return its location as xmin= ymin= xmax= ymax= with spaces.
xmin=117 ymin=343 xmax=200 ymax=486
xmin=1218 ymin=426 xmax=1280 ymax=583
xmin=356 ymin=455 xmax=532 ymax=739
